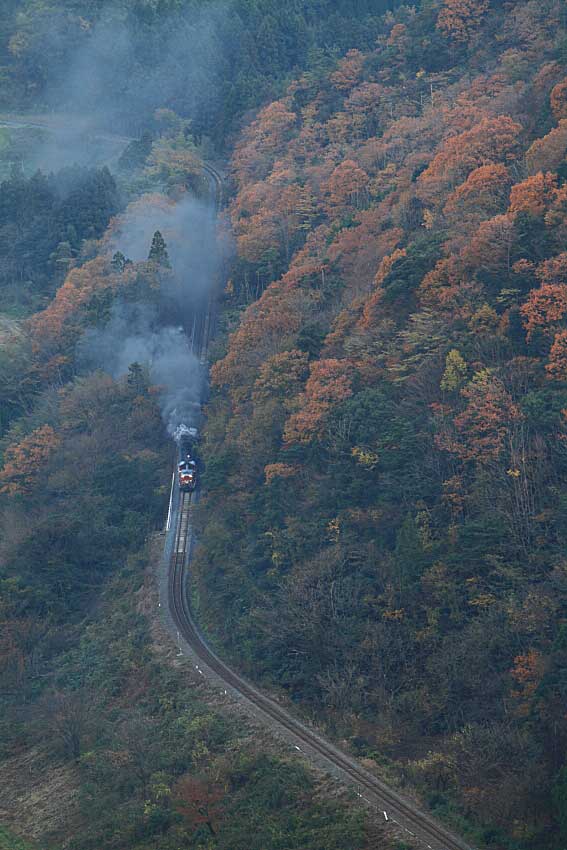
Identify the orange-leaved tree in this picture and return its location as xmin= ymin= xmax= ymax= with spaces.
xmin=252 ymin=349 xmax=309 ymax=405
xmin=544 ymin=183 xmax=567 ymax=246
xmin=508 ymin=172 xmax=558 ymax=218
xmin=546 ymin=330 xmax=567 ymax=379
xmin=173 ymin=775 xmax=224 ymax=836
xmin=443 ymin=163 xmax=511 ymax=222
xmin=525 ymin=119 xmax=567 ymax=175
xmin=437 ymin=369 xmax=521 ymax=464
xmin=0 ymin=425 xmax=60 ymax=495
xmin=329 ymin=49 xmax=365 ymax=92
xmin=28 ymin=256 xmax=136 ymax=355
xmin=521 ymin=255 xmax=567 ymax=339
xmin=232 ymin=99 xmax=297 ymax=185
xmin=264 ymin=463 xmax=298 ymax=483
xmin=521 ymin=284 xmax=567 ymax=339
xmin=418 ymin=115 xmax=521 ymax=200
xmin=359 ymin=248 xmax=407 ymax=329
xmin=537 ymin=252 xmax=567 ymax=286
xmin=462 ymin=213 xmax=516 ymax=277
xmin=324 ymin=159 xmax=370 ymax=215
xmin=284 ymin=359 xmax=353 ymax=444
xmin=210 ymin=287 xmax=307 ymax=396
xmin=437 ymin=0 xmax=489 ymax=43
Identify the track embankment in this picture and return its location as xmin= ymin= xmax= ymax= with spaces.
xmin=160 ymin=160 xmax=475 ymax=850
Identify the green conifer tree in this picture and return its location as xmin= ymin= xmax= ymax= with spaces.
xmin=148 ymin=230 xmax=171 ymax=268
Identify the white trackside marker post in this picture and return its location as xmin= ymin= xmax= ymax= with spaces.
xmin=166 ymin=472 xmax=175 ymax=531
xmin=383 ymin=811 xmax=388 ymax=821
xmin=176 ymin=630 xmax=182 ymax=656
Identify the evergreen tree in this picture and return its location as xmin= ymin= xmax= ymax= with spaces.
xmin=111 ymin=251 xmax=127 ymax=273
xmin=148 ymin=230 xmax=171 ymax=268
xmin=127 ymin=362 xmax=149 ymax=396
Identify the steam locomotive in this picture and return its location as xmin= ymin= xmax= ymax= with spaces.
xmin=176 ymin=425 xmax=199 ymax=492
xmin=178 ymin=457 xmax=197 ymax=492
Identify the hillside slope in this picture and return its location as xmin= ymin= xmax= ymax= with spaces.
xmin=0 ymin=114 xmax=371 ymax=848
xmin=197 ymin=2 xmax=567 ymax=847
xmin=0 ymin=0 xmax=410 ymax=145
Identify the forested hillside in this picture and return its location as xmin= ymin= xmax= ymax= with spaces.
xmin=0 ymin=50 xmax=368 ymax=850
xmin=196 ymin=1 xmax=567 ymax=847
xmin=0 ymin=166 xmax=119 ymax=313
xmin=0 ymin=0 xmax=408 ymax=145
xmin=2 ymin=0 xmax=567 ymax=847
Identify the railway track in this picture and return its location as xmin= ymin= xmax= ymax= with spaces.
xmin=164 ymin=162 xmax=475 ymax=850
xmin=0 ymin=106 xmax=476 ymax=850
xmin=168 ymin=490 xmax=474 ymax=850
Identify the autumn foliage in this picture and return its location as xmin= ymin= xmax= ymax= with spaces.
xmin=437 ymin=370 xmax=521 ymax=464
xmin=509 ymin=172 xmax=558 ymax=218
xmin=418 ymin=115 xmax=521 ymax=199
xmin=443 ymin=163 xmax=511 ymax=221
xmin=203 ymin=3 xmax=567 ymax=843
xmin=173 ymin=775 xmax=224 ymax=836
xmin=437 ymin=0 xmax=489 ymax=43
xmin=521 ymin=283 xmax=567 ymax=339
xmin=0 ymin=425 xmax=60 ymax=495
xmin=546 ymin=330 xmax=567 ymax=380
xmin=525 ymin=119 xmax=567 ymax=174
xmin=5 ymin=0 xmax=567 ymax=845
xmin=284 ymin=359 xmax=353 ymax=445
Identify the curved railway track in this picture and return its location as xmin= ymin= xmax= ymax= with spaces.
xmin=164 ymin=161 xmax=475 ymax=850
xmin=0 ymin=107 xmax=476 ymax=850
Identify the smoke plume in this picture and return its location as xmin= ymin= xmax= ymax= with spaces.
xmin=78 ymin=303 xmax=203 ymax=434
xmin=109 ymin=194 xmax=219 ymax=306
xmin=43 ymin=5 xmax=227 ymax=140
xmin=77 ymin=180 xmax=226 ymax=434
xmin=40 ymin=2 xmax=229 ymax=435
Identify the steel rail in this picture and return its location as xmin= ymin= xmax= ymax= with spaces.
xmin=0 ymin=113 xmax=477 ymax=850
xmin=168 ymin=509 xmax=472 ymax=850
xmin=166 ymin=160 xmax=475 ymax=850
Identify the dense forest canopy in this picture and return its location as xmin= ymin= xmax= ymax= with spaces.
xmin=195 ymin=0 xmax=567 ymax=847
xmin=0 ymin=21 xmax=372 ymax=841
xmin=0 ymin=0 xmax=410 ymax=144
xmin=0 ymin=165 xmax=119 ymax=312
xmin=1 ymin=0 xmax=567 ymax=848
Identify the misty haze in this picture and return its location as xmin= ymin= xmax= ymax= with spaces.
xmin=1 ymin=1 xmax=566 ymax=849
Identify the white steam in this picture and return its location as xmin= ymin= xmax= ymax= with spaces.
xmin=42 ymin=6 xmax=227 ymax=139
xmin=173 ymin=423 xmax=199 ymax=444
xmin=110 ymin=194 xmax=218 ymax=303
xmin=46 ymin=3 xmax=228 ymax=436
xmin=77 ymin=186 xmax=225 ymax=434
xmin=78 ymin=303 xmax=203 ymax=434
